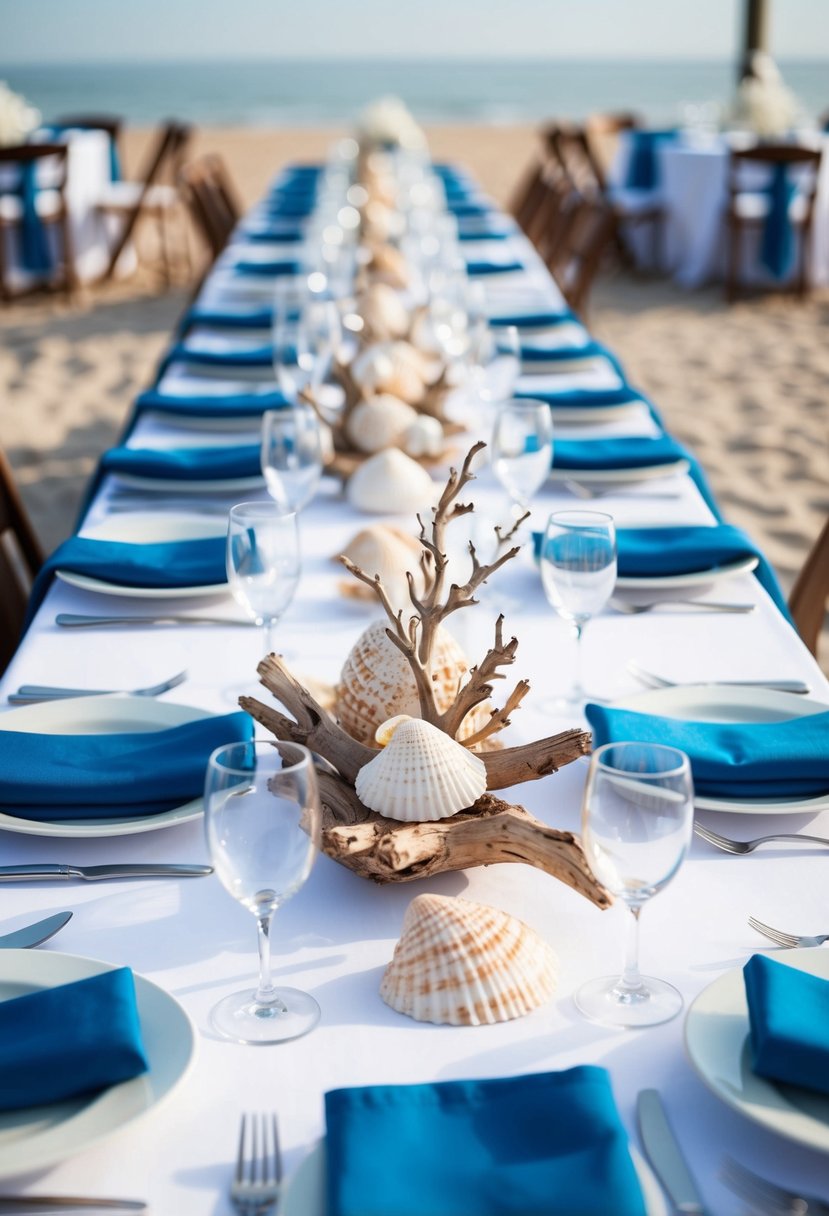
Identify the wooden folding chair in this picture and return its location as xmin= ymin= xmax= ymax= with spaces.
xmin=0 ymin=142 xmax=74 ymax=300
xmin=788 ymin=516 xmax=829 ymax=658
xmin=725 ymin=143 xmax=822 ymax=302
xmin=96 ymin=119 xmax=192 ymax=283
xmin=179 ymin=154 xmax=240 ymax=261
xmin=508 ymin=156 xmax=548 ymax=234
xmin=0 ymin=447 xmax=43 ymax=674
xmin=547 ymin=194 xmax=616 ymax=319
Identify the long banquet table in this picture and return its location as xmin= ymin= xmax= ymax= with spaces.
xmin=1 ymin=159 xmax=828 ymax=1213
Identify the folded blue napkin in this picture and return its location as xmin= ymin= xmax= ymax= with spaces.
xmin=624 ymin=129 xmax=678 ymax=190
xmin=744 ymin=954 xmax=829 ymax=1096
xmin=552 ymin=434 xmax=689 ymax=471
xmin=466 ymin=259 xmax=525 ymax=276
xmin=521 ymin=339 xmax=612 ymax=365
xmin=586 ymin=702 xmax=829 ymax=798
xmin=458 ymin=228 xmax=509 ymax=242
xmin=517 ymin=385 xmax=643 ymax=409
xmin=489 ymin=310 xmax=576 ymax=329
xmin=180 ymin=306 xmax=276 ymax=332
xmin=101 ymin=443 xmax=261 ymax=482
xmin=232 ymin=259 xmax=301 ymax=277
xmin=759 ymin=163 xmax=796 ymax=279
xmin=0 ymin=967 xmax=148 ymax=1110
xmin=241 ymin=228 xmax=305 ymax=244
xmin=447 ymin=201 xmax=493 ymax=218
xmin=325 ymin=1066 xmax=646 ymax=1216
xmin=25 ymin=534 xmax=228 ymax=626
xmin=0 ymin=709 xmax=253 ymax=820
xmin=164 ymin=342 xmax=273 ymax=369
xmin=134 ymin=387 xmax=288 ymax=419
xmin=263 ymin=200 xmax=316 ymax=219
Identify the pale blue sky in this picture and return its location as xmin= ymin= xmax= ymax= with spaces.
xmin=2 ymin=0 xmax=828 ymax=62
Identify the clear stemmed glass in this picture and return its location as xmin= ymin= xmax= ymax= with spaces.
xmin=226 ymin=502 xmax=300 ymax=657
xmin=490 ymin=398 xmax=554 ymax=520
xmin=260 ymin=405 xmax=323 ymax=514
xmin=539 ymin=509 xmax=616 ymax=711
xmin=205 ymin=739 xmax=322 ymax=1044
xmin=273 ymin=294 xmax=341 ymax=408
xmin=575 ymin=741 xmax=694 ymax=1027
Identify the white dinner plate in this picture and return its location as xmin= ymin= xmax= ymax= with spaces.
xmin=684 ymin=948 xmax=829 ymax=1155
xmin=548 ymin=459 xmax=690 ymax=486
xmin=282 ymin=1139 xmax=668 ymax=1216
xmin=615 ymin=554 xmax=759 ymax=591
xmin=0 ymin=950 xmax=196 ymax=1179
xmin=611 ymin=686 xmax=829 ymax=815
xmin=0 ymin=695 xmax=209 ymax=837
xmin=57 ymin=513 xmax=228 ymax=600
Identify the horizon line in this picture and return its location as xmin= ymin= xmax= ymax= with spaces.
xmin=3 ymin=53 xmax=829 ymax=67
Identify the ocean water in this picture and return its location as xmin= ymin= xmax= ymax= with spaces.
xmin=1 ymin=58 xmax=827 ymax=127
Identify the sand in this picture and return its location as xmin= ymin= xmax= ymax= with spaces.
xmin=1 ymin=124 xmax=826 ymax=667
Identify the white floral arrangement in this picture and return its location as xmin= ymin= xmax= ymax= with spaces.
xmin=356 ymin=96 xmax=428 ymax=151
xmin=732 ymin=53 xmax=798 ymax=139
xmin=0 ymin=81 xmax=41 ymax=148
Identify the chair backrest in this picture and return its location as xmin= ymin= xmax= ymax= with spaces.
xmin=547 ymin=193 xmax=615 ymax=318
xmin=105 ymin=119 xmax=193 ymax=277
xmin=545 ymin=122 xmax=602 ymax=195
xmin=583 ymin=112 xmax=642 ymax=193
xmin=788 ymin=515 xmax=829 ymax=658
xmin=179 ymin=154 xmax=240 ymax=260
xmin=528 ymin=168 xmax=578 ymax=260
xmin=727 ymin=143 xmax=822 ymax=215
xmin=0 ymin=447 xmax=43 ymax=674
xmin=509 ymin=156 xmax=546 ymax=231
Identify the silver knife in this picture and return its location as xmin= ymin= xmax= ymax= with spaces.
xmin=0 ymin=911 xmax=73 ymax=948
xmin=56 ymin=613 xmax=253 ymax=628
xmin=637 ymin=1089 xmax=707 ymax=1215
xmin=0 ymin=864 xmax=213 ymax=882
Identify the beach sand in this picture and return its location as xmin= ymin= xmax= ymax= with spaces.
xmin=1 ymin=124 xmax=826 ymax=666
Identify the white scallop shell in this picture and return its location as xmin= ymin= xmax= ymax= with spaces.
xmin=351 ymin=342 xmax=429 ymax=404
xmin=346 ymin=448 xmax=436 ymax=515
xmin=380 ymin=893 xmax=559 ymax=1025
xmin=336 ymin=618 xmax=489 ymax=746
xmin=357 ymin=283 xmax=411 ymax=341
xmin=346 ymin=395 xmax=418 ymax=454
xmin=337 ymin=525 xmax=424 ymax=613
xmin=355 ymin=716 xmax=487 ymax=821
xmin=402 ymin=414 xmax=444 ymax=459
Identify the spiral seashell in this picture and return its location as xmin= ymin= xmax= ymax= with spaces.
xmin=346 ymin=395 xmax=418 ymax=454
xmin=355 ymin=716 xmax=487 ymax=821
xmin=336 ymin=619 xmax=490 ymax=746
xmin=337 ymin=525 xmax=425 ymax=613
xmin=380 ymin=893 xmax=559 ymax=1025
xmin=357 ymin=283 xmax=411 ymax=342
xmin=402 ymin=414 xmax=444 ymax=459
xmin=346 ymin=449 xmax=436 ymax=515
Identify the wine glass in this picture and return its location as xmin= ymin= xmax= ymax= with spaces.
xmin=261 ymin=405 xmax=323 ymax=514
xmin=539 ymin=510 xmax=616 ymax=711
xmin=273 ymin=294 xmax=340 ymax=407
xmin=490 ymin=398 xmax=553 ymax=519
xmin=226 ymin=502 xmax=300 ymax=657
xmin=205 ymin=739 xmax=322 ymax=1044
xmin=575 ymin=741 xmax=694 ymax=1027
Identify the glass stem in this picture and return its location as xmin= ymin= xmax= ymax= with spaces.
xmin=571 ymin=620 xmax=585 ymax=700
xmin=619 ymin=904 xmax=646 ymax=995
xmin=254 ymin=913 xmax=286 ymax=1012
xmin=263 ymin=618 xmax=276 ymax=656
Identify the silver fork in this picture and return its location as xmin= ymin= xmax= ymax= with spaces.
xmin=695 ymin=823 xmax=829 ymax=855
xmin=748 ymin=916 xmax=829 ymax=949
xmin=627 ymin=660 xmax=811 ymax=695
xmin=230 ymin=1113 xmax=282 ymax=1214
xmin=611 ymin=597 xmax=755 ymax=615
xmin=721 ymin=1154 xmax=829 ymax=1214
xmin=8 ymin=671 xmax=187 ymax=704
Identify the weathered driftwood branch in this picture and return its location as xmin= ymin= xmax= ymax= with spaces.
xmin=316 ymin=772 xmax=608 ymax=907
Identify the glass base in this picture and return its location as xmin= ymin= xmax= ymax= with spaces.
xmin=210 ymin=985 xmax=320 ymax=1044
xmin=574 ymin=974 xmax=683 ymax=1028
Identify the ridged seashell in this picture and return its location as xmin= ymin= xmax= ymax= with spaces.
xmin=367 ymin=244 xmax=411 ymax=290
xmin=346 ymin=394 xmax=418 ymax=454
xmin=357 ymin=283 xmax=410 ymax=342
xmin=351 ymin=342 xmax=429 ymax=404
xmin=337 ymin=525 xmax=425 ymax=613
xmin=403 ymin=414 xmax=444 ymax=459
xmin=346 ymin=449 xmax=436 ymax=515
xmin=380 ymin=894 xmax=559 ymax=1026
xmin=355 ymin=716 xmax=487 ymax=821
xmin=336 ymin=619 xmax=490 ymax=746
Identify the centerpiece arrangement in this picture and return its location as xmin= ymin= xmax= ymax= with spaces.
xmin=241 ymin=443 xmax=610 ymax=910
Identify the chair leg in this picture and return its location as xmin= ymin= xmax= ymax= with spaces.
xmin=157 ymin=212 xmax=172 ymax=288
xmin=725 ymin=216 xmax=739 ymax=303
xmin=58 ymin=210 xmax=77 ymax=298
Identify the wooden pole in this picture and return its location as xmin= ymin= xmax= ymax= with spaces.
xmin=740 ymin=0 xmax=770 ymax=81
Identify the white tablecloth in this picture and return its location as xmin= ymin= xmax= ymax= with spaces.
xmin=611 ymin=131 xmax=829 ymax=287
xmin=1 ymin=187 xmax=828 ymax=1213
xmin=0 ymin=129 xmax=114 ymax=290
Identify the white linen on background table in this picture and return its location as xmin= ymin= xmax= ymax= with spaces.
xmin=1 ymin=202 xmax=828 ymax=1214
